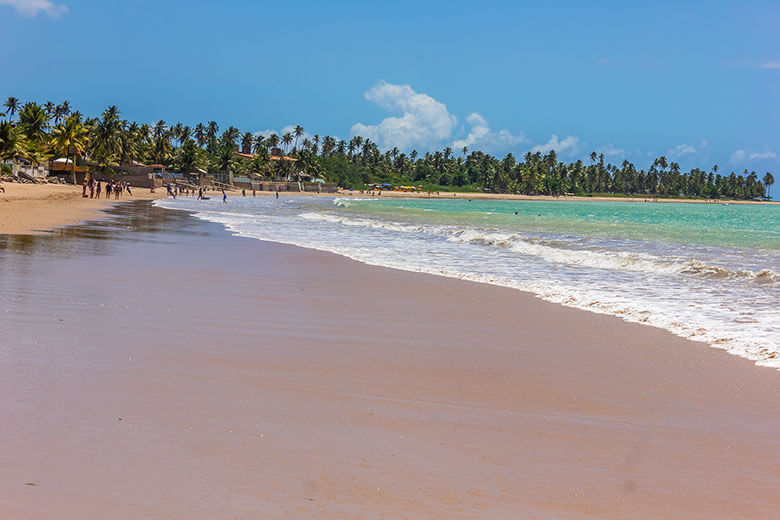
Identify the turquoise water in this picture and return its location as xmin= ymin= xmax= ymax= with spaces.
xmin=156 ymin=196 xmax=780 ymax=370
xmin=338 ymin=199 xmax=780 ymax=251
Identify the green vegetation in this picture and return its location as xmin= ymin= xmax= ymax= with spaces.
xmin=0 ymin=96 xmax=774 ymax=200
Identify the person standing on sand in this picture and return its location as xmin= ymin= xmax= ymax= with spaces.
xmin=242 ymin=188 xmax=246 ymax=197
xmin=95 ymin=181 xmax=102 ymax=199
xmin=222 ymin=189 xmax=227 ymax=203
xmin=198 ymin=187 xmax=203 ymax=200
xmin=105 ymin=182 xmax=112 ymax=199
xmin=275 ymin=191 xmax=279 ymax=199
xmin=126 ymin=182 xmax=132 ymax=196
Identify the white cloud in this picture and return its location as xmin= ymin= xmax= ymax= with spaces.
xmin=596 ymin=143 xmax=624 ymax=157
xmin=759 ymin=61 xmax=780 ymax=69
xmin=452 ymin=112 xmax=526 ymax=153
xmin=529 ymin=135 xmax=580 ymax=156
xmin=0 ymin=0 xmax=68 ymax=17
xmin=253 ymin=129 xmax=278 ymax=138
xmin=667 ymin=139 xmax=708 ymax=158
xmin=351 ymin=81 xmax=457 ymax=151
xmin=730 ymin=147 xmax=777 ymax=163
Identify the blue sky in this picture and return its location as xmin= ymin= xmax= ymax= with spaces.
xmin=1 ymin=0 xmax=778 ymax=195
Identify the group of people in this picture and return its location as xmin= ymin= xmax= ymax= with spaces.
xmin=166 ymin=183 xmax=205 ymax=198
xmin=164 ymin=184 xmax=282 ymax=203
xmin=82 ymin=179 xmax=132 ymax=200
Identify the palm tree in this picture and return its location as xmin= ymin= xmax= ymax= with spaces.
xmin=281 ymin=132 xmax=293 ymax=153
xmin=18 ymin=102 xmax=50 ymax=144
xmin=241 ymin=132 xmax=253 ymax=154
xmin=51 ymin=114 xmax=90 ymax=184
xmin=194 ymin=123 xmax=207 ymax=147
xmin=206 ymin=121 xmax=219 ymax=140
xmin=90 ymin=106 xmax=123 ymax=172
xmin=293 ymin=125 xmax=304 ymax=151
xmin=171 ymin=122 xmax=184 ymax=145
xmin=216 ymin=144 xmax=237 ymax=174
xmin=4 ymin=97 xmax=20 ymax=119
xmin=44 ymin=101 xmax=56 ymax=117
xmin=253 ymin=134 xmax=266 ymax=154
xmin=220 ymin=126 xmax=240 ymax=149
xmin=763 ymin=172 xmax=775 ymax=199
xmin=53 ymin=105 xmax=65 ymax=124
xmin=152 ymin=120 xmax=167 ymax=139
xmin=266 ymin=133 xmax=279 ymax=153
xmin=0 ymin=120 xmax=29 ymax=162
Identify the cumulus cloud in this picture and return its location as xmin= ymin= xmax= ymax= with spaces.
xmin=0 ymin=0 xmax=68 ymax=17
xmin=452 ymin=112 xmax=526 ymax=153
xmin=730 ymin=147 xmax=777 ymax=163
xmin=351 ymin=81 xmax=457 ymax=151
xmin=759 ymin=61 xmax=780 ymax=69
xmin=667 ymin=139 xmax=708 ymax=158
xmin=596 ymin=143 xmax=625 ymax=157
xmin=529 ymin=135 xmax=580 ymax=156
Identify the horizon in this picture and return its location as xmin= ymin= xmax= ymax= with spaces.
xmin=1 ymin=0 xmax=778 ymax=197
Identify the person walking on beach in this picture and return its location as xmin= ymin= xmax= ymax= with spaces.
xmin=105 ymin=182 xmax=112 ymax=199
xmin=125 ymin=182 xmax=132 ymax=196
xmin=222 ymin=189 xmax=227 ymax=203
xmin=198 ymin=187 xmax=203 ymax=200
xmin=242 ymin=188 xmax=246 ymax=197
xmin=275 ymin=191 xmax=279 ymax=199
xmin=95 ymin=181 xmax=102 ymax=199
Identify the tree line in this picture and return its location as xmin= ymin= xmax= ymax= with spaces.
xmin=1 ymin=97 xmax=774 ymax=199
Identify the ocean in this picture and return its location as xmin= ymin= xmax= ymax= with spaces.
xmin=155 ymin=195 xmax=780 ymax=369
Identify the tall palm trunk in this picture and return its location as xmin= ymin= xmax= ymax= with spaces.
xmin=69 ymin=152 xmax=76 ymax=185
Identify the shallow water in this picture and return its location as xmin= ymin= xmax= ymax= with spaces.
xmin=155 ymin=196 xmax=780 ymax=369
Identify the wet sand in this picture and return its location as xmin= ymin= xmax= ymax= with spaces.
xmin=0 ymin=201 xmax=778 ymax=519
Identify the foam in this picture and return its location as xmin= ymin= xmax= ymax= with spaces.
xmin=154 ymin=198 xmax=780 ymax=370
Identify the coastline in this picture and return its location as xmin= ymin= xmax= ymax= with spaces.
xmin=0 ymin=201 xmax=777 ymax=519
xmin=1 ymin=183 xmax=776 ymax=237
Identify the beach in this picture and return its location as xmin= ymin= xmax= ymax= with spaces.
xmin=1 ymin=201 xmax=778 ymax=519
xmin=0 ymin=183 xmax=166 ymax=235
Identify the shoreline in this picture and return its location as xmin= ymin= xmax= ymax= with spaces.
xmin=2 ymin=183 xmax=777 ymax=236
xmin=1 ymin=201 xmax=777 ymax=518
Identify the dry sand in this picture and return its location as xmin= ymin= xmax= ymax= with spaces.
xmin=0 ymin=201 xmax=778 ymax=519
xmin=0 ymin=183 xmax=166 ymax=235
